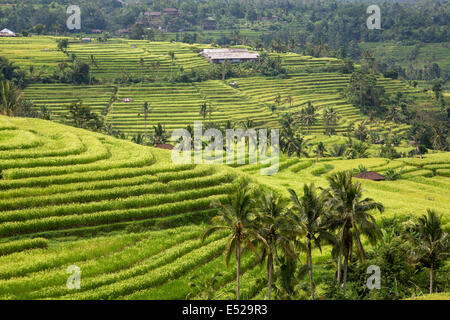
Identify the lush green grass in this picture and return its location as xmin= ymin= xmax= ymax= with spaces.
xmin=0 ymin=115 xmax=448 ymax=300
xmin=0 ymin=36 xmax=448 ymax=300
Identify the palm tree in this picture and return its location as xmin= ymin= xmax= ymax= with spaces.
xmin=326 ymin=171 xmax=384 ymax=295
xmin=299 ymin=102 xmax=317 ymax=135
xmin=431 ymin=124 xmax=448 ymax=151
xmin=323 ymin=107 xmax=340 ymax=136
xmin=384 ymin=106 xmax=402 ymax=125
xmin=201 ymin=179 xmax=260 ymax=300
xmin=0 ymin=81 xmax=23 ymax=116
xmin=288 ymin=185 xmax=332 ymax=300
xmin=254 ymin=191 xmax=297 ymax=300
xmin=314 ymin=142 xmax=327 ymax=161
xmin=285 ymin=95 xmax=294 ymax=108
xmin=149 ymin=123 xmax=169 ymax=146
xmin=131 ymin=132 xmax=146 ymax=145
xmin=232 ymin=30 xmax=241 ymax=45
xmin=155 ymin=61 xmax=161 ymax=81
xmin=139 ymin=57 xmax=145 ymax=83
xmin=410 ymin=131 xmax=425 ymax=159
xmin=329 ymin=144 xmax=347 ymax=157
xmin=354 ymin=120 xmax=368 ymax=142
xmin=405 ymin=210 xmax=449 ymax=294
xmin=88 ymin=55 xmax=98 ymax=85
xmin=186 ymin=272 xmax=224 ymax=300
xmin=280 ymin=127 xmax=310 ymax=158
xmin=142 ymin=101 xmax=150 ymax=135
xmin=168 ymin=51 xmax=175 ymax=80
xmin=200 ymin=101 xmax=208 ymax=120
xmin=275 ymin=94 xmax=282 ymax=107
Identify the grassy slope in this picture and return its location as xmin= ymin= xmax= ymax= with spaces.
xmin=0 ymin=115 xmax=449 ymax=299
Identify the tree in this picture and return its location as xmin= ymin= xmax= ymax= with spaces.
xmin=405 ymin=210 xmax=449 ymax=294
xmin=88 ymin=55 xmax=99 ymax=85
xmin=146 ymin=29 xmax=155 ymax=41
xmin=149 ymin=123 xmax=169 ymax=146
xmin=130 ymin=23 xmax=145 ymax=40
xmin=313 ymin=142 xmax=327 ymax=161
xmin=288 ymin=184 xmax=332 ymax=300
xmin=285 ymin=96 xmax=294 ymax=108
xmin=65 ymin=100 xmax=104 ymax=131
xmin=141 ymin=101 xmax=150 ymax=135
xmin=201 ymin=179 xmax=260 ymax=300
xmin=200 ymin=101 xmax=208 ymax=120
xmin=280 ymin=127 xmax=310 ymax=158
xmin=33 ymin=24 xmax=46 ymax=35
xmin=431 ymin=124 xmax=448 ymax=151
xmin=169 ymin=51 xmax=176 ymax=80
xmin=384 ymin=106 xmax=403 ymax=126
xmin=0 ymin=56 xmax=23 ymax=84
xmin=254 ymin=191 xmax=297 ymax=300
xmin=326 ymin=171 xmax=384 ymax=295
xmin=57 ymin=39 xmax=69 ymax=53
xmin=345 ymin=68 xmax=385 ymax=115
xmin=431 ymin=81 xmax=443 ymax=101
xmin=70 ymin=59 xmax=90 ymax=85
xmin=323 ymin=107 xmax=340 ymax=136
xmin=0 ymin=81 xmax=23 ymax=116
xmin=186 ymin=272 xmax=224 ymax=300
xmin=53 ymin=23 xmax=61 ymax=36
xmin=354 ymin=121 xmax=369 ymax=142
xmin=298 ymin=102 xmax=317 ymax=135
xmin=345 ymin=139 xmax=369 ymax=159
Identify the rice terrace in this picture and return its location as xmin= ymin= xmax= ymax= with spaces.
xmin=0 ymin=0 xmax=449 ymax=305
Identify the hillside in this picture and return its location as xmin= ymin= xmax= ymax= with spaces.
xmin=1 ymin=36 xmax=429 ymax=138
xmin=0 ymin=115 xmax=448 ymax=299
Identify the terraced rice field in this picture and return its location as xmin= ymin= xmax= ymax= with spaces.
xmin=67 ymin=40 xmax=212 ymax=81
xmin=0 ymin=115 xmax=262 ymax=300
xmin=2 ymin=37 xmax=421 ymax=137
xmin=22 ymin=73 xmax=419 ymax=137
xmin=239 ymin=153 xmax=450 ymax=232
xmin=0 ymin=37 xmax=67 ymax=75
xmin=273 ymin=53 xmax=344 ymax=72
xmin=232 ymin=73 xmax=418 ymax=135
xmin=0 ymin=115 xmax=448 ymax=300
xmin=23 ymin=84 xmax=115 ymax=120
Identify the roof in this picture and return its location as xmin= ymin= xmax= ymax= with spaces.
xmin=355 ymin=171 xmax=386 ymax=181
xmin=155 ymin=144 xmax=174 ymax=150
xmin=205 ymin=17 xmax=216 ymax=21
xmin=164 ymin=8 xmax=178 ymax=12
xmin=202 ymin=49 xmax=259 ymax=61
xmin=0 ymin=28 xmax=16 ymax=35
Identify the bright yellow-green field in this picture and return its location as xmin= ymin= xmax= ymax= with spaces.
xmin=2 ymin=36 xmax=423 ymax=137
xmin=0 ymin=115 xmax=448 ymax=300
xmin=0 ymin=36 xmax=448 ymax=300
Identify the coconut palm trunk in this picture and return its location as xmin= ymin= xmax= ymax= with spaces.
xmin=337 ymin=254 xmax=342 ymax=284
xmin=307 ymin=239 xmax=315 ymax=300
xmin=236 ymin=238 xmax=241 ymax=300
xmin=267 ymin=250 xmax=273 ymax=300
xmin=429 ymin=264 xmax=433 ymax=294
xmin=343 ymin=251 xmax=349 ymax=295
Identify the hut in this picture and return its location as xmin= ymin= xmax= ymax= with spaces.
xmin=355 ymin=171 xmax=386 ymax=181
xmin=0 ymin=28 xmax=16 ymax=37
xmin=202 ymin=49 xmax=259 ymax=64
xmin=163 ymin=8 xmax=179 ymax=16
